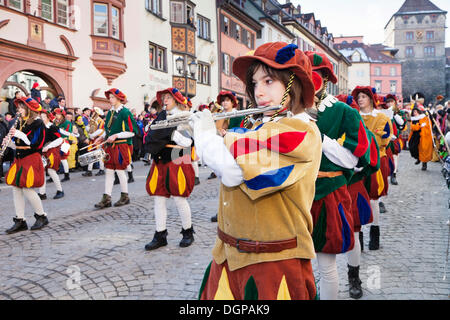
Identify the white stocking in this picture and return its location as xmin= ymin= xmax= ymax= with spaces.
xmin=105 ymin=169 xmax=114 ymax=196
xmin=39 ymin=179 xmax=46 ymax=195
xmin=61 ymin=159 xmax=69 ymax=174
xmin=370 ymin=200 xmax=380 ymax=226
xmin=12 ymin=187 xmax=25 ymax=220
xmin=173 ymin=196 xmax=192 ymax=230
xmin=116 ymin=170 xmax=128 ymax=193
xmin=393 ymin=155 xmax=399 ymax=173
xmin=48 ymin=169 xmax=62 ymax=192
xmin=192 ymin=161 xmax=199 ymax=178
xmin=99 ymin=160 xmax=105 ymax=170
xmin=88 ymin=162 xmax=94 ymax=172
xmin=154 ymin=196 xmax=168 ymax=232
xmin=347 ymin=232 xmax=361 ymax=267
xmin=23 ymin=188 xmax=46 ymax=216
xmin=316 ymin=253 xmax=339 ymax=300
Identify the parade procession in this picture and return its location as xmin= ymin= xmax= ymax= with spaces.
xmin=0 ymin=0 xmax=449 ymax=306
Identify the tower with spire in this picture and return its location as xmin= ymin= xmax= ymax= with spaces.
xmin=384 ymin=0 xmax=447 ymax=103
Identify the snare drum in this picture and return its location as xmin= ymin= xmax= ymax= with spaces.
xmin=78 ymin=148 xmax=109 ymax=167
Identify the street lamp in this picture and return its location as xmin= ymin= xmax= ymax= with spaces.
xmin=176 ymin=56 xmax=185 ymax=75
xmin=188 ymin=60 xmax=197 ymax=78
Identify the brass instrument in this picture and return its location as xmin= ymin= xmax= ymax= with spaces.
xmin=150 ymin=105 xmax=281 ymax=130
xmin=0 ymin=113 xmax=20 ymax=161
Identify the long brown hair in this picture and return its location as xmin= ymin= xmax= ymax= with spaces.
xmin=245 ymin=61 xmax=305 ymax=114
xmin=17 ymin=102 xmax=39 ymax=125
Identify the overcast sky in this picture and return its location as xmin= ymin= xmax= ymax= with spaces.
xmin=290 ymin=0 xmax=450 ymax=46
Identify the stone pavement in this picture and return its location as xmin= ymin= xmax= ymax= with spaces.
xmin=0 ymin=153 xmax=448 ymax=300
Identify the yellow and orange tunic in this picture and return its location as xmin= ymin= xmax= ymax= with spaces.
xmin=199 ymin=113 xmax=322 ymax=300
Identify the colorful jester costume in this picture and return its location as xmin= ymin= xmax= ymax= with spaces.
xmin=198 ymin=42 xmax=322 ymax=300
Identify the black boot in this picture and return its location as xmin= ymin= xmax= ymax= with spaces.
xmin=348 ymin=265 xmax=363 ymax=299
xmin=95 ymin=170 xmax=105 ymax=176
xmin=379 ymin=201 xmax=387 ymax=213
xmin=128 ymin=171 xmax=134 ymax=183
xmin=422 ymin=162 xmax=427 ymax=171
xmin=194 ymin=177 xmax=200 ymax=186
xmin=145 ymin=230 xmax=168 ymax=251
xmin=390 ymin=173 xmax=398 ymax=185
xmin=415 ymin=159 xmax=420 ymax=165
xmin=82 ymin=171 xmax=93 ymax=177
xmin=6 ymin=218 xmax=28 ymax=234
xmin=368 ymin=225 xmax=380 ymax=250
xmin=38 ymin=193 xmax=47 ymax=200
xmin=207 ymin=172 xmax=217 ymax=180
xmin=180 ymin=227 xmax=195 ymax=248
xmin=30 ymin=213 xmax=49 ymax=231
xmin=211 ymin=214 xmax=217 ymax=223
xmin=61 ymin=173 xmax=70 ymax=182
xmin=94 ymin=194 xmax=112 ymax=209
xmin=359 ymin=231 xmax=364 ymax=252
xmin=53 ymin=190 xmax=64 ymax=199
xmin=114 ymin=172 xmax=120 ymax=185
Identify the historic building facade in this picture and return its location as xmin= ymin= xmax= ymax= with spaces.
xmin=384 ymin=0 xmax=447 ymax=103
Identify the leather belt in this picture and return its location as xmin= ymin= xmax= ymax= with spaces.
xmin=317 ymin=171 xmax=343 ymax=178
xmin=217 ymin=228 xmax=297 ymax=254
xmin=16 ymin=146 xmax=31 ymax=150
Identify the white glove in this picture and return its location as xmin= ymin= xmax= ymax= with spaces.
xmin=42 ymin=147 xmax=49 ymax=153
xmin=421 ymin=123 xmax=427 ymax=127
xmin=190 ymin=110 xmax=216 ymax=142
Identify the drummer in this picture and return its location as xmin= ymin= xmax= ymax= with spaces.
xmin=83 ymin=107 xmax=106 ymax=177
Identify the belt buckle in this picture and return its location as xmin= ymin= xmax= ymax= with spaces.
xmin=236 ymin=238 xmax=251 ymax=253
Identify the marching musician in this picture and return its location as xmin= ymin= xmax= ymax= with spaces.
xmin=3 ymin=97 xmax=49 ymax=234
xmin=352 ymin=86 xmax=393 ymax=251
xmin=37 ymin=110 xmax=65 ymax=200
xmin=195 ymin=42 xmax=322 ymax=300
xmin=144 ymin=87 xmax=196 ymax=251
xmin=53 ymin=109 xmax=74 ymax=182
xmin=94 ymin=89 xmax=138 ymax=209
xmin=83 ymin=107 xmax=106 ymax=177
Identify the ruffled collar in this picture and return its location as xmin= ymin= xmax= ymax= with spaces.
xmin=411 ymin=114 xmax=426 ymax=121
xmin=318 ymin=95 xmax=338 ymax=112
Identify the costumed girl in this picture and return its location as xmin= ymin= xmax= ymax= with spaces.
xmin=305 ymin=51 xmax=370 ymax=300
xmin=37 ymin=110 xmax=65 ymax=200
xmin=94 ymin=88 xmax=138 ymax=209
xmin=196 ymin=42 xmax=322 ymax=300
xmin=352 ymin=86 xmax=393 ymax=251
xmin=3 ymin=97 xmax=49 ymax=234
xmin=144 ymin=88 xmax=196 ymax=250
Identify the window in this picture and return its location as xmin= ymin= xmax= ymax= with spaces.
xmin=222 ymin=53 xmax=230 ymax=75
xmin=426 ymin=31 xmax=434 ymax=40
xmin=375 ymin=80 xmax=382 ymax=93
xmin=8 ymin=0 xmax=23 ymax=11
xmin=197 ymin=15 xmax=210 ymax=41
xmin=390 ymin=81 xmax=397 ymax=94
xmin=170 ymin=1 xmax=184 ymax=23
xmin=56 ymin=0 xmax=68 ymax=26
xmin=223 ymin=16 xmax=229 ymax=35
xmin=146 ymin=0 xmax=162 ymax=16
xmin=406 ymin=32 xmax=414 ymax=40
xmin=94 ymin=3 xmax=108 ymax=36
xmin=149 ymin=42 xmax=167 ymax=72
xmin=424 ymin=46 xmax=435 ymax=56
xmin=235 ymin=24 xmax=240 ymax=41
xmin=405 ymin=46 xmax=414 ymax=57
xmin=374 ymin=67 xmax=381 ymax=76
xmin=197 ymin=62 xmax=210 ymax=85
xmin=41 ymin=0 xmax=53 ymax=21
xmin=111 ymin=6 xmax=120 ymax=39
xmin=390 ymin=67 xmax=396 ymax=76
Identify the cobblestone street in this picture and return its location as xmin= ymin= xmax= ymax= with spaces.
xmin=0 ymin=153 xmax=448 ymax=300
